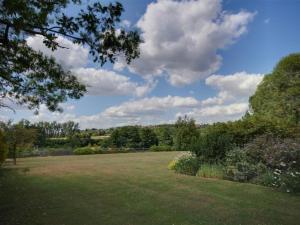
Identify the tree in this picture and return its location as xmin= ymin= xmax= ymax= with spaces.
xmin=190 ymin=123 xmax=234 ymax=163
xmin=174 ymin=116 xmax=198 ymax=151
xmin=1 ymin=121 xmax=37 ymax=165
xmin=155 ymin=126 xmax=174 ymax=146
xmin=0 ymin=129 xmax=8 ymax=165
xmin=249 ymin=53 xmax=300 ymax=126
xmin=0 ymin=0 xmax=141 ymax=112
xmin=123 ymin=126 xmax=141 ymax=148
xmin=140 ymin=127 xmax=158 ymax=148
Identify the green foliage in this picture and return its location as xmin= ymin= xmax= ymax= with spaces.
xmin=73 ymin=147 xmax=100 ymax=155
xmin=190 ymin=123 xmax=234 ymax=163
xmin=0 ymin=0 xmax=140 ymax=112
xmin=169 ymin=152 xmax=200 ymax=176
xmin=150 ymin=145 xmax=174 ymax=152
xmin=34 ymin=121 xmax=80 ymax=138
xmin=140 ymin=127 xmax=158 ymax=148
xmin=174 ymin=116 xmax=198 ymax=151
xmin=244 ymin=135 xmax=300 ymax=169
xmin=44 ymin=138 xmax=70 ymax=148
xmin=110 ymin=126 xmax=142 ymax=148
xmin=154 ymin=126 xmax=174 ymax=146
xmin=222 ymin=136 xmax=300 ymax=192
xmin=244 ymin=135 xmax=300 ymax=192
xmin=224 ymin=147 xmax=266 ymax=182
xmin=249 ymin=53 xmax=300 ymax=126
xmin=0 ymin=121 xmax=38 ymax=164
xmin=196 ymin=164 xmax=224 ymax=179
xmin=0 ymin=130 xmax=8 ymax=165
xmin=68 ymin=133 xmax=92 ymax=148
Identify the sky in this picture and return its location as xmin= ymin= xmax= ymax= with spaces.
xmin=1 ymin=0 xmax=300 ymax=129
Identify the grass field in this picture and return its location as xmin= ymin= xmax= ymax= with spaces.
xmin=0 ymin=152 xmax=299 ymax=225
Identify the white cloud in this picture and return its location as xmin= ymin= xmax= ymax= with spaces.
xmin=177 ymin=102 xmax=249 ymax=123
xmin=72 ymin=68 xmax=156 ymax=97
xmin=204 ymin=71 xmax=264 ymax=105
xmin=26 ymin=35 xmax=155 ymax=97
xmin=179 ymin=72 xmax=264 ymax=123
xmin=29 ymin=104 xmax=77 ymax=123
xmin=26 ymin=35 xmax=89 ymax=69
xmin=115 ymin=0 xmax=255 ymax=86
xmin=102 ymin=95 xmax=199 ymax=118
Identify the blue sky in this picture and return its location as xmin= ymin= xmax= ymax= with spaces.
xmin=1 ymin=0 xmax=300 ymax=128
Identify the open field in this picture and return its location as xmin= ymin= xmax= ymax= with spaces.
xmin=0 ymin=152 xmax=299 ymax=225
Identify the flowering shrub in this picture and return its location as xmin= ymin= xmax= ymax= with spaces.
xmin=168 ymin=152 xmax=199 ymax=176
xmin=226 ymin=136 xmax=300 ymax=192
xmin=224 ymin=148 xmax=266 ymax=182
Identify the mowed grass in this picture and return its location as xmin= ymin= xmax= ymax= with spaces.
xmin=0 ymin=152 xmax=299 ymax=225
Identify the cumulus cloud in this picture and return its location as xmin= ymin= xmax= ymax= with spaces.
xmin=203 ymin=71 xmax=264 ymax=105
xmin=26 ymin=35 xmax=155 ymax=97
xmin=102 ymin=95 xmax=199 ymax=118
xmin=26 ymin=35 xmax=89 ymax=69
xmin=179 ymin=72 xmax=264 ymax=123
xmin=178 ymin=102 xmax=249 ymax=123
xmin=115 ymin=0 xmax=255 ymax=86
xmin=73 ymin=68 xmax=156 ymax=97
xmin=29 ymin=104 xmax=77 ymax=123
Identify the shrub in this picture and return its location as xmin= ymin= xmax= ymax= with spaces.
xmin=225 ymin=136 xmax=300 ymax=192
xmin=244 ymin=135 xmax=300 ymax=170
xmin=224 ymin=148 xmax=266 ymax=182
xmin=168 ymin=152 xmax=199 ymax=176
xmin=196 ymin=164 xmax=224 ymax=179
xmin=150 ymin=145 xmax=174 ymax=152
xmin=73 ymin=147 xmax=100 ymax=155
xmin=191 ymin=124 xmax=234 ymax=163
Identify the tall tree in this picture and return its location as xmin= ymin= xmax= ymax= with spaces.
xmin=0 ymin=0 xmax=140 ymax=112
xmin=249 ymin=53 xmax=300 ymax=126
xmin=140 ymin=127 xmax=158 ymax=148
xmin=174 ymin=116 xmax=198 ymax=151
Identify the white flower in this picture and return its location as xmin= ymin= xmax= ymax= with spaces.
xmin=280 ymin=162 xmax=286 ymax=167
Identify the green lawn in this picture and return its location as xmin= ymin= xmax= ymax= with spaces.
xmin=0 ymin=152 xmax=299 ymax=225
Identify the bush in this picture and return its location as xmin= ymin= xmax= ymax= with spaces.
xmin=224 ymin=148 xmax=266 ymax=182
xmin=150 ymin=145 xmax=174 ymax=152
xmin=73 ymin=147 xmax=100 ymax=155
xmin=196 ymin=164 xmax=224 ymax=179
xmin=244 ymin=135 xmax=300 ymax=170
xmin=44 ymin=138 xmax=70 ymax=148
xmin=225 ymin=136 xmax=300 ymax=192
xmin=191 ymin=123 xmax=234 ymax=163
xmin=168 ymin=152 xmax=199 ymax=176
